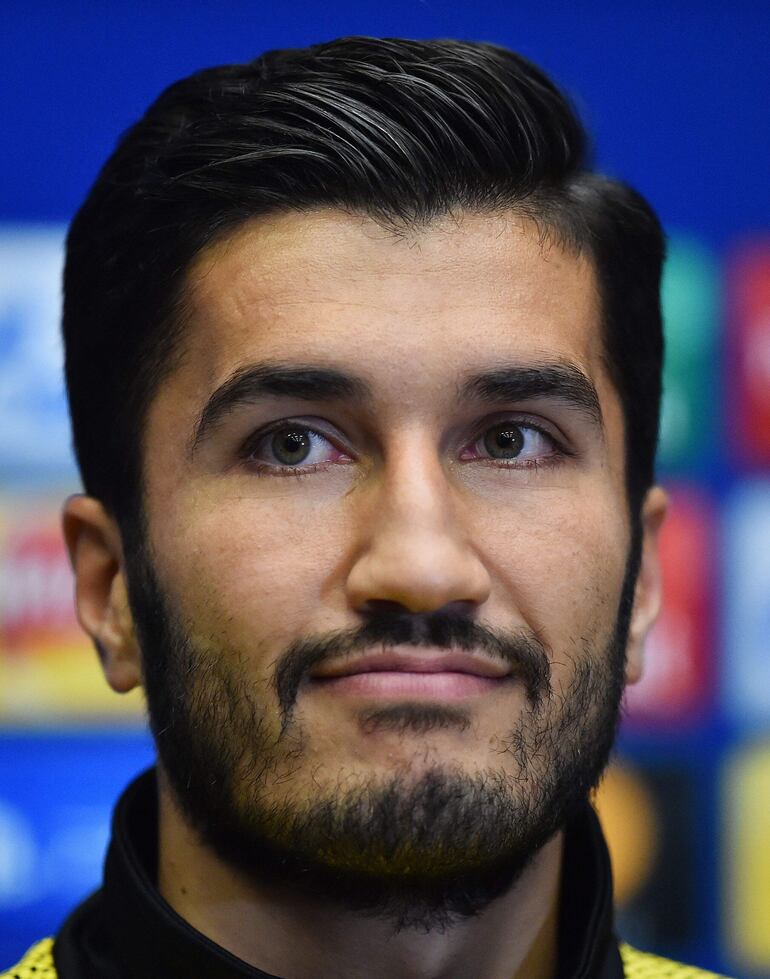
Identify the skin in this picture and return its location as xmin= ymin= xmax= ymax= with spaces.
xmin=64 ymin=209 xmax=667 ymax=979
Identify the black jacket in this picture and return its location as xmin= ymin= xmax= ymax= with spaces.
xmin=3 ymin=770 xmax=729 ymax=978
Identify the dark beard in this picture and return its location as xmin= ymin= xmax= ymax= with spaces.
xmin=126 ymin=532 xmax=639 ymax=932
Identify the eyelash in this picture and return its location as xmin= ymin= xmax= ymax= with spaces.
xmin=239 ymin=422 xmax=347 ymax=477
xmin=239 ymin=417 xmax=569 ymax=476
xmin=463 ymin=419 xmax=567 ymax=471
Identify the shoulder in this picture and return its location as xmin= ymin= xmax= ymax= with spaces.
xmin=620 ymin=943 xmax=734 ymax=978
xmin=0 ymin=938 xmax=57 ymax=979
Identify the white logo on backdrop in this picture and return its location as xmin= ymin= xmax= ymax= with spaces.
xmin=724 ymin=481 xmax=770 ymax=723
xmin=0 ymin=800 xmax=37 ymax=905
xmin=0 ymin=226 xmax=75 ymax=480
xmin=0 ymin=798 xmax=109 ymax=909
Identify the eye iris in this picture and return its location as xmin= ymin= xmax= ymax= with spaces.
xmin=484 ymin=424 xmax=524 ymax=459
xmin=272 ymin=429 xmax=312 ymax=465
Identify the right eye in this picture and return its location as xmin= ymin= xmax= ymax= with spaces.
xmin=243 ymin=423 xmax=352 ymax=474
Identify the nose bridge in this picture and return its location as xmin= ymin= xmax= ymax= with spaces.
xmin=345 ymin=432 xmax=491 ymax=613
xmin=380 ymin=433 xmax=454 ymax=533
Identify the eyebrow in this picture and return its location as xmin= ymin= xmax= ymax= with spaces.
xmin=459 ymin=362 xmax=603 ymax=429
xmin=191 ymin=363 xmax=372 ymax=451
xmin=191 ymin=358 xmax=604 ymax=454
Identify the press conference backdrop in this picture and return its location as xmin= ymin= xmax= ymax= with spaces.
xmin=1 ymin=2 xmax=768 ymax=974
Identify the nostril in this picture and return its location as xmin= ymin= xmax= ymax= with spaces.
xmin=359 ymin=599 xmax=479 ymax=619
xmin=358 ymin=598 xmax=481 ymax=625
xmin=358 ymin=598 xmax=413 ymax=618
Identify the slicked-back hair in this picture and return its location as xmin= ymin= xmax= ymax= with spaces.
xmin=63 ymin=36 xmax=664 ymax=533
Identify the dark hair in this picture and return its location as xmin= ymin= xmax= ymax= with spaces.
xmin=63 ymin=36 xmax=664 ymax=530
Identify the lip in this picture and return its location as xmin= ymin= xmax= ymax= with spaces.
xmin=311 ymin=671 xmax=505 ymax=699
xmin=307 ymin=648 xmax=511 ymax=700
xmin=310 ymin=648 xmax=511 ymax=680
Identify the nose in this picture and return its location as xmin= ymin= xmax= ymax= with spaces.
xmin=345 ymin=446 xmax=492 ymax=616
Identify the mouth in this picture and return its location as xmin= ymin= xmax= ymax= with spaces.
xmin=307 ymin=648 xmax=512 ymax=700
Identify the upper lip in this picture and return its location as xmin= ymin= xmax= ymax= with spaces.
xmin=309 ymin=648 xmax=511 ymax=680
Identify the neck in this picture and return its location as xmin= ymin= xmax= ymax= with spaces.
xmin=157 ymin=784 xmax=563 ymax=979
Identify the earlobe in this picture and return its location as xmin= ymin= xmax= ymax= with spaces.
xmin=624 ymin=486 xmax=668 ymax=685
xmin=62 ymin=495 xmax=142 ymax=694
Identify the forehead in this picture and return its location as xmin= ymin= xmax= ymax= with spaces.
xmin=178 ymin=209 xmax=606 ymax=397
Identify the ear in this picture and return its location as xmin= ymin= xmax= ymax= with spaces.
xmin=62 ymin=495 xmax=142 ymax=694
xmin=624 ymin=486 xmax=668 ymax=685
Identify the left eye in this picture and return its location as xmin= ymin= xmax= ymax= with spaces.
xmin=467 ymin=421 xmax=555 ymax=463
xmin=247 ymin=425 xmax=343 ymax=469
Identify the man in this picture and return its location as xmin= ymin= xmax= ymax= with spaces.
xmin=3 ymin=36 xmax=729 ymax=979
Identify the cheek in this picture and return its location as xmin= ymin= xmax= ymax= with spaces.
xmin=474 ymin=487 xmax=629 ymax=643
xmin=147 ymin=487 xmax=351 ymax=651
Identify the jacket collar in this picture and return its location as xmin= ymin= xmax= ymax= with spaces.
xmin=57 ymin=768 xmax=623 ymax=979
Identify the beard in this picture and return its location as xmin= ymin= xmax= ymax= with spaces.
xmin=126 ymin=530 xmax=640 ymax=932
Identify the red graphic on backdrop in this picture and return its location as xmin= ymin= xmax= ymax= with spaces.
xmin=0 ymin=522 xmax=79 ymax=654
xmin=0 ymin=501 xmax=144 ymax=721
xmin=623 ymin=487 xmax=714 ymax=728
xmin=729 ymin=241 xmax=770 ymax=465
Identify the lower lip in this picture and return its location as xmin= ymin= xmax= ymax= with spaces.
xmin=312 ymin=671 xmax=505 ymax=699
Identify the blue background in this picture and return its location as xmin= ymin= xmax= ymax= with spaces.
xmin=1 ymin=2 xmax=769 ymax=975
xmin=3 ymin=0 xmax=769 ymax=246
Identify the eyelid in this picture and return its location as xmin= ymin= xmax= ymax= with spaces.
xmin=236 ymin=411 xmax=572 ymax=473
xmin=239 ymin=417 xmax=352 ymax=463
xmin=468 ymin=412 xmax=570 ymax=451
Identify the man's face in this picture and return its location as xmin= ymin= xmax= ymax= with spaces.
xmin=126 ymin=209 xmax=651 ymax=923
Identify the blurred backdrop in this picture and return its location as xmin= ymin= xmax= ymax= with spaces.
xmin=1 ymin=2 xmax=769 ymax=974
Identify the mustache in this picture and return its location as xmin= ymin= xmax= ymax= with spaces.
xmin=274 ymin=609 xmax=552 ymax=724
